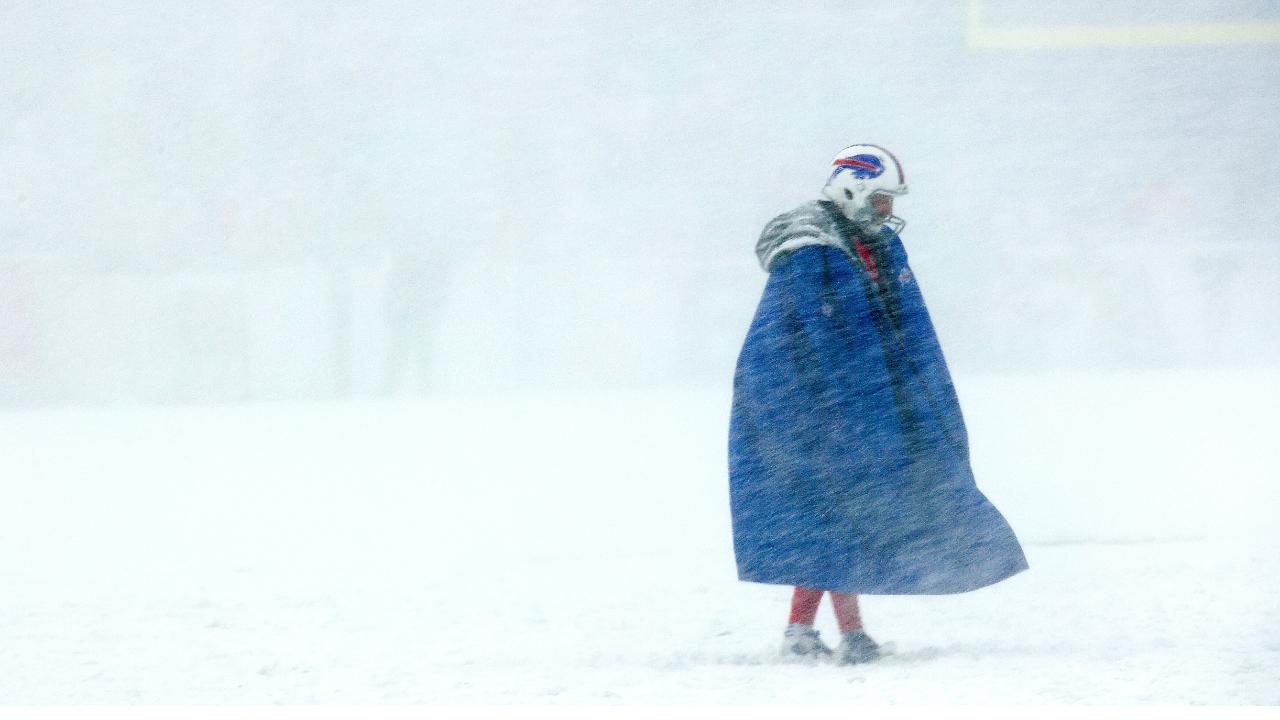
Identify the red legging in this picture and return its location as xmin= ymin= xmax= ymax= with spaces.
xmin=788 ymin=587 xmax=863 ymax=634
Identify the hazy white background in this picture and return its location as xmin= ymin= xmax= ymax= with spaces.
xmin=4 ymin=0 xmax=1277 ymax=402
xmin=2 ymin=0 xmax=1278 ymax=705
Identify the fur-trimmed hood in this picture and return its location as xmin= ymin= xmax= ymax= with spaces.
xmin=755 ymin=200 xmax=893 ymax=272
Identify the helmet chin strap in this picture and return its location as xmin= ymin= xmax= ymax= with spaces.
xmin=850 ymin=208 xmax=906 ymax=236
xmin=846 ymin=205 xmax=906 ymax=236
xmin=823 ymin=185 xmax=906 ymax=235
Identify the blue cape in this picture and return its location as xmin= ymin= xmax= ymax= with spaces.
xmin=729 ymin=204 xmax=1027 ymax=594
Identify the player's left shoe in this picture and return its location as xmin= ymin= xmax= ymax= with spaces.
xmin=836 ymin=630 xmax=882 ymax=665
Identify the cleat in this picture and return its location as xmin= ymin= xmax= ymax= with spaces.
xmin=781 ymin=624 xmax=834 ymax=662
xmin=836 ymin=630 xmax=882 ymax=665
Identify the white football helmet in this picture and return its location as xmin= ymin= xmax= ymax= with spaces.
xmin=820 ymin=144 xmax=909 ymax=234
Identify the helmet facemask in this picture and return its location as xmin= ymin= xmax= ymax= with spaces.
xmin=868 ymin=190 xmax=906 ymax=235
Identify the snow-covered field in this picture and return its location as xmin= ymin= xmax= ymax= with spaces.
xmin=2 ymin=370 xmax=1277 ymax=704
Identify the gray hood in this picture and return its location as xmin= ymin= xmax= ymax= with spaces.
xmin=755 ymin=200 xmax=851 ymax=271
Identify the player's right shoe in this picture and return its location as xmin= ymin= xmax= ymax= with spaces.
xmin=781 ymin=624 xmax=834 ymax=662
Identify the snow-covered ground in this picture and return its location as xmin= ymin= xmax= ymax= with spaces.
xmin=2 ymin=370 xmax=1277 ymax=704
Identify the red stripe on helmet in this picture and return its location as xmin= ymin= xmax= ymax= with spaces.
xmin=834 ymin=158 xmax=880 ymax=172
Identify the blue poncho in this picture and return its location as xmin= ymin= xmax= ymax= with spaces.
xmin=729 ymin=200 xmax=1027 ymax=594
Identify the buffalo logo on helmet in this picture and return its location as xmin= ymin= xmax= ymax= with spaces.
xmin=830 ymin=153 xmax=886 ymax=181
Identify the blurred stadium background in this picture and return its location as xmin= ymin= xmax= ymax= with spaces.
xmin=2 ymin=0 xmax=1277 ymax=405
